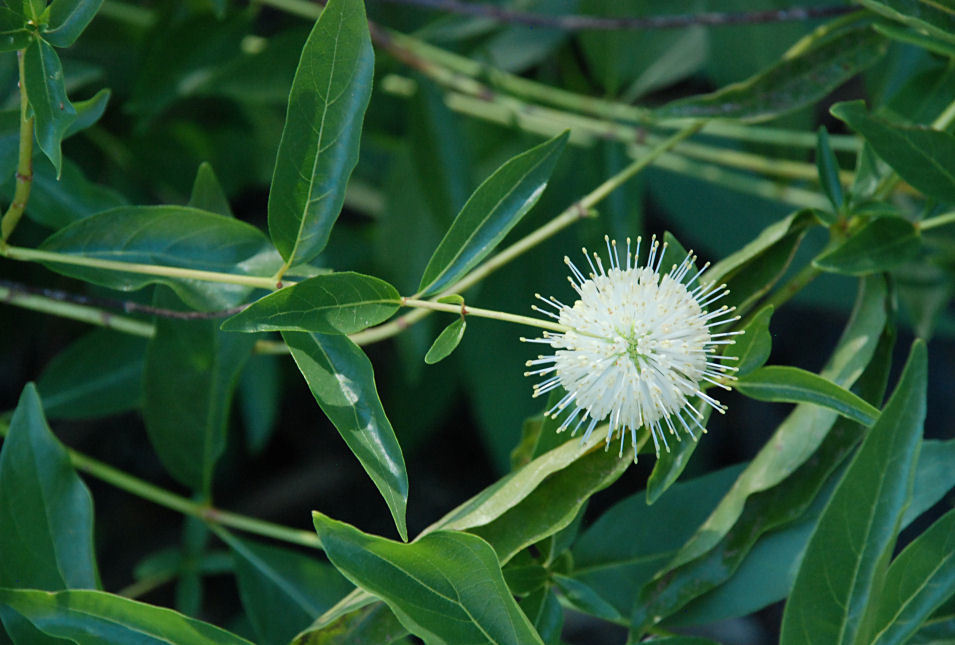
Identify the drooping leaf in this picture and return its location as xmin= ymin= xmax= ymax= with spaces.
xmin=23 ymin=37 xmax=77 ymax=176
xmin=424 ymin=318 xmax=466 ymax=364
xmin=313 ymin=514 xmax=545 ymax=645
xmin=731 ymin=305 xmax=773 ymax=377
xmin=222 ymin=272 xmax=400 ymax=335
xmin=39 ymin=206 xmax=278 ymax=311
xmin=0 ymin=383 xmax=99 ymax=591
xmin=187 ymin=161 xmax=233 ymax=217
xmin=143 ymin=290 xmax=255 ymax=493
xmin=736 ymin=365 xmax=880 ymax=427
xmin=866 ymin=508 xmax=955 ymax=644
xmin=43 ymin=0 xmax=104 ymax=48
xmin=36 ymin=329 xmax=146 ymax=419
xmin=0 ymin=588 xmax=253 ymax=644
xmin=831 ymin=100 xmax=955 ymax=204
xmin=283 ymin=331 xmax=408 ymax=541
xmin=814 ymin=216 xmax=921 ymax=275
xmin=654 ymin=25 xmax=887 ymax=123
xmin=268 ymin=0 xmax=374 ymax=268
xmin=781 ymin=341 xmax=927 ymax=645
xmin=218 ymin=531 xmax=353 ymax=645
xmin=416 ymin=131 xmax=568 ymax=296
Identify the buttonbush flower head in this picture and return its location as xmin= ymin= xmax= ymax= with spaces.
xmin=523 ymin=236 xmax=740 ymax=459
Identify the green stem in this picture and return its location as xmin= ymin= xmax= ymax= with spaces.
xmin=402 ymin=297 xmax=567 ymax=333
xmin=1 ymin=245 xmax=291 ymax=290
xmin=919 ymin=210 xmax=955 ymax=231
xmin=1 ymin=50 xmax=34 ymax=244
xmin=0 ymin=419 xmax=321 ymax=549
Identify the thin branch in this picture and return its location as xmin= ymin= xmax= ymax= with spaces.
xmin=0 ymin=280 xmax=247 ymax=320
xmin=374 ymin=0 xmax=856 ymax=31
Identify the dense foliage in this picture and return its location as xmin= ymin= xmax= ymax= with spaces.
xmin=1 ymin=1 xmax=954 ymax=644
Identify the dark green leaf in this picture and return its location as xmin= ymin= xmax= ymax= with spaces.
xmin=144 ymin=290 xmax=255 ymax=493
xmin=424 ymin=318 xmax=465 ymax=364
xmin=468 ymin=440 xmax=631 ymax=563
xmin=416 ymin=131 xmax=568 ymax=296
xmin=39 ymin=206 xmax=277 ymax=311
xmin=0 ymin=8 xmax=31 ymax=52
xmin=817 ymin=126 xmax=845 ymax=211
xmin=222 ymin=273 xmax=400 ymax=335
xmin=0 ymin=383 xmax=99 ymax=590
xmin=781 ymin=341 xmax=927 ymax=645
xmin=268 ymin=0 xmax=373 ymax=267
xmin=0 ymin=588 xmax=253 ymax=644
xmin=238 ymin=354 xmax=282 ymax=454
xmin=866 ymin=508 xmax=955 ymax=644
xmin=36 ymin=330 xmax=145 ymax=419
xmin=218 ymin=531 xmax=353 ymax=645
xmin=187 ymin=162 xmax=233 ymax=217
xmin=313 ymin=514 xmax=545 ymax=645
xmin=732 ymin=305 xmax=773 ymax=377
xmin=17 ymin=156 xmax=126 ymax=231
xmin=502 ymin=554 xmax=548 ymax=595
xmin=283 ymin=331 xmax=408 ymax=541
xmin=832 ymin=100 xmax=955 ymax=204
xmin=654 ymin=25 xmax=887 ymax=122
xmin=814 ymin=216 xmax=921 ymax=275
xmin=23 ymin=37 xmax=77 ymax=176
xmin=292 ymin=602 xmax=408 ymax=645
xmin=662 ymin=276 xmax=887 ymax=569
xmin=737 ymin=365 xmax=880 ymax=426
xmin=519 ymin=587 xmax=562 ymax=645
xmin=644 ymin=406 xmax=711 ymax=505
xmin=43 ymin=0 xmax=104 ymax=47
xmin=861 ymin=0 xmax=955 ymax=45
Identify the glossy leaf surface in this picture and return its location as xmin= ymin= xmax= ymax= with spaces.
xmin=417 ymin=132 xmax=568 ymax=296
xmin=23 ymin=37 xmax=77 ymax=175
xmin=781 ymin=341 xmax=927 ymax=645
xmin=268 ymin=0 xmax=373 ymax=267
xmin=0 ymin=384 xmax=99 ymax=591
xmin=814 ymin=216 xmax=921 ymax=275
xmin=313 ymin=514 xmax=545 ymax=645
xmin=222 ymin=272 xmax=400 ymax=335
xmin=283 ymin=331 xmax=408 ymax=541
xmin=44 ymin=0 xmax=104 ymax=47
xmin=424 ymin=318 xmax=466 ymax=364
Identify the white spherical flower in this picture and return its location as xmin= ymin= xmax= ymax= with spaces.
xmin=523 ymin=235 xmax=740 ymax=459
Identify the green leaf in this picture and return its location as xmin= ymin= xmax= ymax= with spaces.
xmin=866 ymin=508 xmax=955 ymax=644
xmin=832 ymin=100 xmax=955 ymax=204
xmin=143 ymin=290 xmax=255 ymax=493
xmin=218 ymin=531 xmax=353 ymax=645
xmin=313 ymin=514 xmax=545 ymax=645
xmin=292 ymin=602 xmax=409 ymax=645
xmin=781 ymin=341 xmax=927 ymax=645
xmin=424 ymin=318 xmax=465 ymax=365
xmin=817 ymin=126 xmax=845 ymax=211
xmin=222 ymin=272 xmax=400 ymax=335
xmin=18 ymin=156 xmax=127 ymax=231
xmin=737 ymin=365 xmax=880 ymax=426
xmin=268 ymin=0 xmax=373 ymax=267
xmin=861 ymin=0 xmax=955 ymax=45
xmin=654 ymin=25 xmax=887 ymax=122
xmin=36 ymin=329 xmax=145 ymax=419
xmin=416 ymin=131 xmax=568 ymax=296
xmin=570 ymin=463 xmax=745 ymax=619
xmin=662 ymin=275 xmax=888 ymax=568
xmin=43 ymin=0 xmax=104 ymax=47
xmin=238 ymin=354 xmax=282 ymax=454
xmin=814 ymin=216 xmax=921 ymax=276
xmin=0 ymin=588 xmax=253 ymax=644
xmin=732 ymin=305 xmax=773 ymax=377
xmin=644 ymin=407 xmax=711 ymax=506
xmin=519 ymin=587 xmax=562 ymax=645
xmin=0 ymin=384 xmax=99 ymax=590
xmin=187 ymin=161 xmax=233 ymax=217
xmin=39 ymin=205 xmax=277 ymax=311
xmin=283 ymin=331 xmax=408 ymax=541
xmin=0 ymin=8 xmax=32 ymax=52
xmin=23 ymin=37 xmax=77 ymax=177
xmin=468 ymin=440 xmax=631 ymax=563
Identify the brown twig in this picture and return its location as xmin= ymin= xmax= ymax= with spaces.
xmin=374 ymin=0 xmax=856 ymax=31
xmin=0 ymin=280 xmax=247 ymax=320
